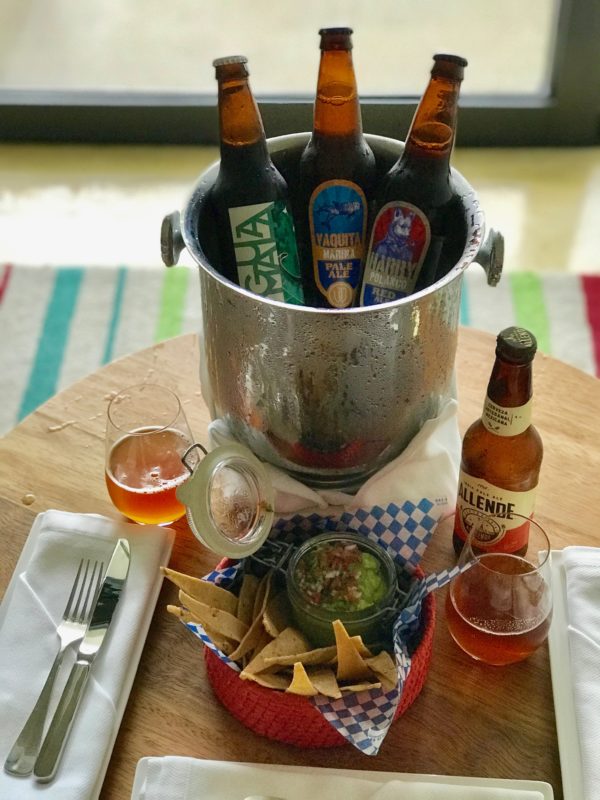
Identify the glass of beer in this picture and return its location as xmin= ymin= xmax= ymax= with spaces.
xmin=445 ymin=514 xmax=553 ymax=665
xmin=105 ymin=384 xmax=194 ymax=526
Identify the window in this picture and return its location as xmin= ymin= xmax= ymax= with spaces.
xmin=0 ymin=0 xmax=598 ymax=145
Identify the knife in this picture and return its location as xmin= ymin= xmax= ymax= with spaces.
xmin=33 ymin=537 xmax=131 ymax=782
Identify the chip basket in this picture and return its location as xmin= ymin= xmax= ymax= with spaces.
xmin=204 ymin=562 xmax=436 ymax=748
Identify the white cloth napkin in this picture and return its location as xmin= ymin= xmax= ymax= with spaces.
xmin=130 ymin=757 xmax=545 ymax=800
xmin=209 ymin=398 xmax=460 ymax=516
xmin=562 ymin=546 xmax=600 ymax=800
xmin=0 ymin=510 xmax=174 ymax=800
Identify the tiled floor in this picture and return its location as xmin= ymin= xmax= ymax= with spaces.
xmin=1 ymin=144 xmax=600 ymax=274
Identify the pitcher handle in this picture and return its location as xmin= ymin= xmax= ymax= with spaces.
xmin=161 ymin=210 xmax=185 ymax=267
xmin=474 ymin=228 xmax=504 ymax=287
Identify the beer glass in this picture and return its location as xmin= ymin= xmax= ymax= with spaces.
xmin=446 ymin=514 xmax=553 ymax=665
xmin=105 ymin=384 xmax=194 ymax=525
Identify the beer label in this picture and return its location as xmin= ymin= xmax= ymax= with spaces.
xmin=455 ymin=471 xmax=537 ymax=553
xmin=481 ymin=395 xmax=533 ymax=436
xmin=308 ymin=180 xmax=368 ymax=308
xmin=360 ymin=201 xmax=431 ymax=306
xmin=228 ymin=200 xmax=304 ymax=305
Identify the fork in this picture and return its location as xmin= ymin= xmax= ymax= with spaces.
xmin=4 ymin=558 xmax=104 ymax=777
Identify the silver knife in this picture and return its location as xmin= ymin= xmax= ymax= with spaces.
xmin=33 ymin=537 xmax=131 ymax=782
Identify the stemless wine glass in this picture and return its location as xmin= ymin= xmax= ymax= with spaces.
xmin=445 ymin=514 xmax=553 ymax=666
xmin=105 ymin=383 xmax=194 ymax=525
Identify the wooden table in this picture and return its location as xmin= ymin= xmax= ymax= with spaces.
xmin=1 ymin=328 xmax=598 ymax=799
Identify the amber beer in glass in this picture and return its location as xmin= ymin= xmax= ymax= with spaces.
xmin=446 ymin=515 xmax=552 ymax=666
xmin=453 ymin=327 xmax=543 ymax=557
xmin=105 ymin=384 xmax=194 ymax=525
xmin=360 ymin=54 xmax=467 ymax=305
xmin=207 ymin=56 xmax=304 ymax=305
xmin=295 ymin=27 xmax=376 ymax=308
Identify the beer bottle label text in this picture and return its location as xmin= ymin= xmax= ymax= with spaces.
xmin=481 ymin=395 xmax=533 ymax=437
xmin=308 ymin=180 xmax=368 ymax=308
xmin=455 ymin=471 xmax=537 ymax=553
xmin=360 ymin=201 xmax=431 ymax=306
xmin=228 ymin=201 xmax=304 ymax=305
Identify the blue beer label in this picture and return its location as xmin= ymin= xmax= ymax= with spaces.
xmin=308 ymin=180 xmax=368 ymax=308
xmin=360 ymin=201 xmax=431 ymax=306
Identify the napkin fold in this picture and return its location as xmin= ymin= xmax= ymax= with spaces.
xmin=209 ymin=398 xmax=461 ymax=516
xmin=0 ymin=510 xmax=174 ymax=800
xmin=562 ymin=546 xmax=600 ymax=800
xmin=130 ymin=757 xmax=545 ymax=800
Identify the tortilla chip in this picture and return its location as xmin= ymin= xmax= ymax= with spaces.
xmin=161 ymin=567 xmax=237 ymax=615
xmin=229 ymin=572 xmax=274 ymax=661
xmin=241 ymin=671 xmax=291 ymax=690
xmin=340 ymin=681 xmax=382 ymax=693
xmin=366 ymin=650 xmax=398 ymax=692
xmin=237 ymin=573 xmax=260 ymax=627
xmin=263 ymin=645 xmax=338 ymax=669
xmin=333 ymin=619 xmax=373 ymax=682
xmin=241 ymin=627 xmax=312 ymax=677
xmin=350 ymin=635 xmax=373 ymax=659
xmin=167 ymin=604 xmax=195 ymax=623
xmin=250 ymin=627 xmax=273 ymax=660
xmin=253 ymin=571 xmax=272 ymax=620
xmin=286 ymin=662 xmax=318 ymax=696
xmin=178 ymin=590 xmax=248 ymax=642
xmin=262 ymin=592 xmax=293 ymax=638
xmin=308 ymin=668 xmax=342 ymax=699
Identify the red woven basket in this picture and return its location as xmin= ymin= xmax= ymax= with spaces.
xmin=204 ymin=564 xmax=436 ymax=748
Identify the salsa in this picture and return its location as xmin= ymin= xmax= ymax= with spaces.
xmin=294 ymin=541 xmax=388 ymax=612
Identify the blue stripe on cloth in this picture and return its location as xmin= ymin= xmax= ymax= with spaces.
xmin=18 ymin=268 xmax=84 ymax=420
xmin=459 ymin=276 xmax=470 ymax=326
xmin=102 ymin=266 xmax=127 ymax=364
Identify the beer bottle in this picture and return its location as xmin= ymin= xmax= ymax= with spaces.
xmin=360 ymin=54 xmax=467 ymax=306
xmin=209 ymin=56 xmax=304 ymax=305
xmin=295 ymin=27 xmax=376 ymax=308
xmin=453 ymin=327 xmax=544 ymax=557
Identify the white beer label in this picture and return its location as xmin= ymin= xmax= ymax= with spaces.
xmin=455 ymin=471 xmax=537 ymax=549
xmin=481 ymin=395 xmax=532 ymax=437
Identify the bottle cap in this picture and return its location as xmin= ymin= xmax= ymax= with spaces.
xmin=318 ymin=27 xmax=353 ymax=49
xmin=176 ymin=442 xmax=274 ymax=558
xmin=496 ymin=326 xmax=538 ymax=364
xmin=432 ymin=54 xmax=468 ymax=80
xmin=213 ymin=55 xmax=248 ymax=68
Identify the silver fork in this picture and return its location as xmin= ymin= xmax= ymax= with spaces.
xmin=4 ymin=558 xmax=104 ymax=777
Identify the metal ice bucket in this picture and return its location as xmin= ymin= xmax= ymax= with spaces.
xmin=161 ymin=133 xmax=503 ymax=490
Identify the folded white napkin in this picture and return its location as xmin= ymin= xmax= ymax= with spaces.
xmin=130 ymin=757 xmax=545 ymax=800
xmin=562 ymin=546 xmax=600 ymax=800
xmin=209 ymin=398 xmax=460 ymax=516
xmin=0 ymin=510 xmax=174 ymax=800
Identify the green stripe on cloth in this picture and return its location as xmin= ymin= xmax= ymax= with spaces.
xmin=18 ymin=267 xmax=84 ymax=420
xmin=155 ymin=267 xmax=190 ymax=342
xmin=102 ymin=266 xmax=127 ymax=364
xmin=509 ymin=272 xmax=551 ymax=353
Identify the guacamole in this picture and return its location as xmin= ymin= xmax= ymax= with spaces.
xmin=294 ymin=541 xmax=388 ymax=612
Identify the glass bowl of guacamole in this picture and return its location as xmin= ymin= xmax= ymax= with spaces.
xmin=286 ymin=532 xmax=398 ymax=647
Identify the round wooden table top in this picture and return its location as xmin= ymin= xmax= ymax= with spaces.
xmin=1 ymin=327 xmax=599 ymax=799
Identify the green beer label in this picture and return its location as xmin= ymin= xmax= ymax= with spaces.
xmin=228 ymin=200 xmax=304 ymax=304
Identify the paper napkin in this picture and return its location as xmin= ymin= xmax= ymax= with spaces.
xmin=130 ymin=757 xmax=546 ymax=800
xmin=562 ymin=546 xmax=600 ymax=800
xmin=0 ymin=510 xmax=174 ymax=800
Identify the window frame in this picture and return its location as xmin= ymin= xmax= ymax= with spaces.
xmin=0 ymin=0 xmax=597 ymax=147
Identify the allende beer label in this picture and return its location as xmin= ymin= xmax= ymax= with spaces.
xmin=360 ymin=201 xmax=431 ymax=306
xmin=228 ymin=200 xmax=304 ymax=305
xmin=308 ymin=180 xmax=368 ymax=308
xmin=482 ymin=395 xmax=533 ymax=437
xmin=455 ymin=471 xmax=537 ymax=553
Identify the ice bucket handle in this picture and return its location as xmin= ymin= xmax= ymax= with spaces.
xmin=474 ymin=228 xmax=504 ymax=287
xmin=161 ymin=210 xmax=185 ymax=267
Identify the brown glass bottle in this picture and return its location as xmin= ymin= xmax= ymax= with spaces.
xmin=208 ymin=56 xmax=304 ymax=305
xmin=453 ymin=327 xmax=544 ymax=557
xmin=294 ymin=28 xmax=376 ymax=309
xmin=360 ymin=54 xmax=467 ymax=306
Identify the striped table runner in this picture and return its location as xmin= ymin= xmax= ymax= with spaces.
xmin=1 ymin=263 xmax=598 ymax=436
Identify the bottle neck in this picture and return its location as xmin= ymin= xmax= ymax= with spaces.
xmin=487 ymin=357 xmax=533 ymax=408
xmin=401 ymin=71 xmax=463 ymax=170
xmin=312 ymin=49 xmax=363 ymax=139
xmin=217 ymin=75 xmax=268 ymax=159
